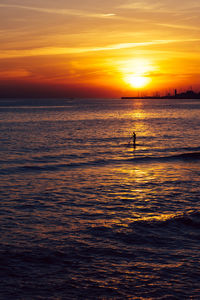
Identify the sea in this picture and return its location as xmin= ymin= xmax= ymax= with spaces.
xmin=0 ymin=97 xmax=200 ymax=299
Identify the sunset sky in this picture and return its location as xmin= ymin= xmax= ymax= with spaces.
xmin=1 ymin=0 xmax=200 ymax=97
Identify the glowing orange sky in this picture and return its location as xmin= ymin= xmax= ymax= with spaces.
xmin=0 ymin=0 xmax=200 ymax=97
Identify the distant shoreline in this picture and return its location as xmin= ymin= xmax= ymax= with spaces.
xmin=122 ymin=89 xmax=200 ymax=99
xmin=121 ymin=96 xmax=200 ymax=99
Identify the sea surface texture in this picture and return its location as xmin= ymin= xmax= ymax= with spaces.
xmin=0 ymin=98 xmax=200 ymax=299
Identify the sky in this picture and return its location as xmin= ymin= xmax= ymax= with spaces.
xmin=0 ymin=0 xmax=200 ymax=98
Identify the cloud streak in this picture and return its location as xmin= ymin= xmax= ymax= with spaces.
xmin=119 ymin=1 xmax=166 ymax=12
xmin=1 ymin=38 xmax=199 ymax=59
xmin=0 ymin=3 xmax=115 ymax=19
xmin=158 ymin=23 xmax=200 ymax=31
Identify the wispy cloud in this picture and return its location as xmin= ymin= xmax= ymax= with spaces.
xmin=118 ymin=1 xmax=179 ymax=15
xmin=119 ymin=1 xmax=165 ymax=11
xmin=1 ymin=38 xmax=199 ymax=59
xmin=158 ymin=23 xmax=200 ymax=31
xmin=0 ymin=69 xmax=31 ymax=78
xmin=0 ymin=4 xmax=115 ymax=19
xmin=118 ymin=0 xmax=200 ymax=14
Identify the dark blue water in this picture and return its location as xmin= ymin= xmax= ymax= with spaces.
xmin=0 ymin=98 xmax=200 ymax=299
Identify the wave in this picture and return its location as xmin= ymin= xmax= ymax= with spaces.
xmin=130 ymin=210 xmax=200 ymax=229
xmin=1 ymin=151 xmax=200 ymax=175
xmin=81 ymin=210 xmax=200 ymax=250
xmin=127 ymin=151 xmax=200 ymax=163
xmin=169 ymin=151 xmax=200 ymax=160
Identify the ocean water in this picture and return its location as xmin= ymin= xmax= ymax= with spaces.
xmin=0 ymin=98 xmax=200 ymax=299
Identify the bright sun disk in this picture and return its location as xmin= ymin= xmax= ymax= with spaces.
xmin=125 ymin=75 xmax=150 ymax=88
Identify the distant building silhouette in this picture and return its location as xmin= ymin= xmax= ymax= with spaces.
xmin=122 ymin=89 xmax=200 ymax=99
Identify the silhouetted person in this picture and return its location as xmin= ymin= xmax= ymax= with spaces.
xmin=132 ymin=132 xmax=136 ymax=147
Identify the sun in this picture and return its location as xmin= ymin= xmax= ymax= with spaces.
xmin=125 ymin=75 xmax=150 ymax=88
xmin=119 ymin=58 xmax=154 ymax=89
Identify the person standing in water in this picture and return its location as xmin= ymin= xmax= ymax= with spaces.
xmin=132 ymin=132 xmax=136 ymax=147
